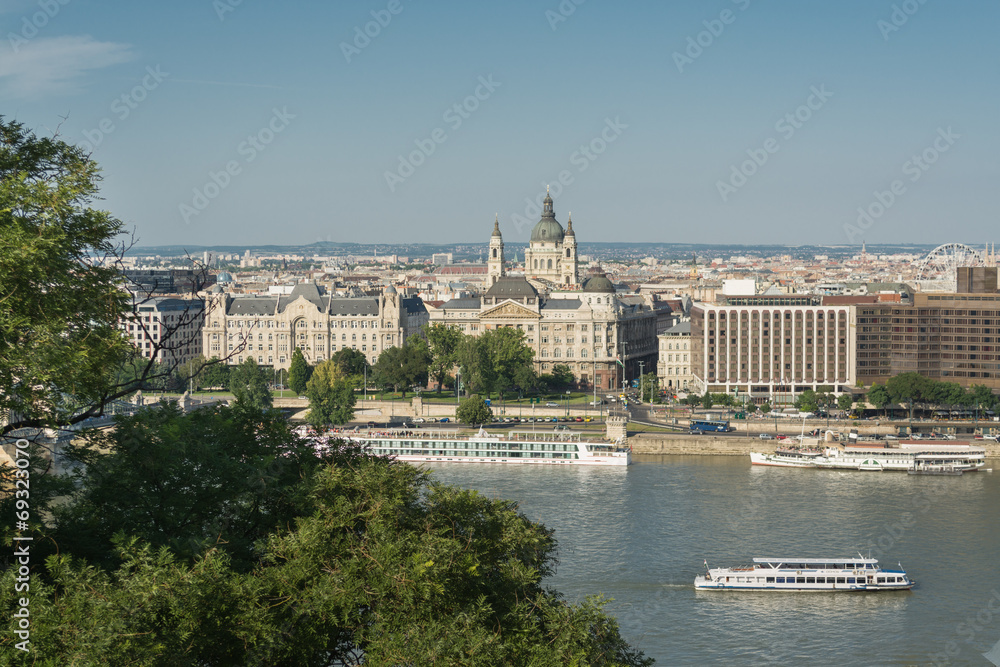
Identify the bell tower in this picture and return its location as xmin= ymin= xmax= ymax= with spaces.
xmin=488 ymin=214 xmax=505 ymax=286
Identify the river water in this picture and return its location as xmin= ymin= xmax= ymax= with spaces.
xmin=425 ymin=455 xmax=1000 ymax=666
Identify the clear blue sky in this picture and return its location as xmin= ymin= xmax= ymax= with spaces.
xmin=3 ymin=0 xmax=998 ymax=248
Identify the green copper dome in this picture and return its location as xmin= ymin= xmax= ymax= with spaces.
xmin=530 ymin=192 xmax=564 ymax=243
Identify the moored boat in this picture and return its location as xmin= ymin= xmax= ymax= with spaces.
xmin=326 ymin=427 xmax=631 ymax=466
xmin=750 ymin=439 xmax=985 ymax=473
xmin=694 ymin=556 xmax=914 ymax=591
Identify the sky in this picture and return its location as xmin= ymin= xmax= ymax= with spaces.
xmin=2 ymin=0 xmax=999 ymax=249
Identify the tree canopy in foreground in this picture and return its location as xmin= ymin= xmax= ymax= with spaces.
xmin=0 ymin=404 xmax=652 ymax=666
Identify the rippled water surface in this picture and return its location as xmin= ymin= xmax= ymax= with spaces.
xmin=425 ymin=455 xmax=1000 ymax=666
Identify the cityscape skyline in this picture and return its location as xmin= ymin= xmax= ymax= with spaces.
xmin=4 ymin=1 xmax=999 ymax=248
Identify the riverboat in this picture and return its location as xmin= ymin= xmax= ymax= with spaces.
xmin=749 ymin=440 xmax=986 ymax=473
xmin=694 ymin=556 xmax=914 ymax=591
xmin=332 ymin=427 xmax=630 ymax=466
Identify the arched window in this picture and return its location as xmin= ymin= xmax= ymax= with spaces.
xmin=566 ymin=249 xmax=570 ymax=257
xmin=492 ymin=248 xmax=497 ymax=258
xmin=533 ymin=259 xmax=538 ymax=269
xmin=547 ymin=259 xmax=552 ymax=270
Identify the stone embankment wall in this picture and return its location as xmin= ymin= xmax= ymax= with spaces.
xmin=629 ymin=434 xmax=1000 ymax=459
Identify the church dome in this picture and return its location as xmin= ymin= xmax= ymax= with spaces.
xmin=583 ymin=270 xmax=615 ymax=294
xmin=530 ymin=191 xmax=564 ymax=243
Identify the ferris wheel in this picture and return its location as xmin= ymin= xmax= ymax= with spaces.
xmin=916 ymin=243 xmax=985 ymax=291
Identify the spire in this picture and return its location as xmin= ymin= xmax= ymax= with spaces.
xmin=491 ymin=213 xmax=502 ymax=238
xmin=542 ymin=187 xmax=554 ymax=218
xmin=565 ymin=212 xmax=575 ymax=237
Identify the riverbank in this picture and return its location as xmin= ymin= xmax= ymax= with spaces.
xmin=628 ymin=433 xmax=1000 ymax=459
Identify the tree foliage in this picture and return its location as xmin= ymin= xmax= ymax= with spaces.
xmin=228 ymin=357 xmax=273 ymax=411
xmin=371 ymin=334 xmax=430 ymax=397
xmin=0 ymin=118 xmax=133 ymax=435
xmin=425 ymin=323 xmax=463 ymax=393
xmin=0 ymin=405 xmax=652 ymax=666
xmin=837 ymin=393 xmax=855 ymax=412
xmin=305 ymin=359 xmax=357 ymax=427
xmin=457 ymin=394 xmax=493 ymax=425
xmin=331 ymin=346 xmax=369 ymax=380
xmin=287 ymin=347 xmax=311 ymax=395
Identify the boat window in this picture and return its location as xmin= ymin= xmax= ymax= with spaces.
xmin=796 ymin=577 xmax=806 ymax=584
xmin=806 ymin=577 xmax=815 ymax=584
xmin=836 ymin=577 xmax=846 ymax=584
xmin=776 ymin=577 xmax=785 ymax=583
xmin=877 ymin=577 xmax=885 ymax=583
xmin=766 ymin=577 xmax=775 ymax=583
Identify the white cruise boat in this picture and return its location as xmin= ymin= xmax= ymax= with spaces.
xmin=750 ymin=440 xmax=986 ymax=473
xmin=694 ymin=557 xmax=914 ymax=591
xmin=332 ymin=427 xmax=630 ymax=466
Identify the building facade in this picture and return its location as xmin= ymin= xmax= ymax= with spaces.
xmin=691 ymin=296 xmax=854 ymax=403
xmin=657 ymin=321 xmax=692 ymax=392
xmin=429 ymin=216 xmax=656 ymax=389
xmin=856 ymin=292 xmax=1000 ymax=389
xmin=201 ymin=283 xmax=428 ymax=370
xmin=122 ymin=297 xmax=204 ymax=365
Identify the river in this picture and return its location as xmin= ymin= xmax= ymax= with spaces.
xmin=425 ymin=455 xmax=1000 ymax=666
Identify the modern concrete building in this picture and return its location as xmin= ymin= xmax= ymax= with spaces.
xmin=691 ymin=295 xmax=854 ymax=404
xmin=122 ymin=297 xmax=204 ymax=365
xmin=202 ymin=282 xmax=428 ymax=370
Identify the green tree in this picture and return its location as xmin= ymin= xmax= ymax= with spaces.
xmin=886 ymin=372 xmax=932 ymax=420
xmin=372 ymin=336 xmax=430 ymax=398
xmin=1 ymin=407 xmax=651 ymax=665
xmin=866 ymin=384 xmax=891 ymax=418
xmin=331 ymin=346 xmax=369 ymax=380
xmin=475 ymin=327 xmax=536 ymax=400
xmin=305 ymin=359 xmax=357 ymax=427
xmin=550 ymin=364 xmax=575 ymax=390
xmin=837 ymin=393 xmax=855 ymax=413
xmin=202 ymin=357 xmax=231 ymax=390
xmin=701 ymin=393 xmax=715 ymax=410
xmin=456 ymin=394 xmax=494 ymax=425
xmin=761 ymin=402 xmax=772 ymax=415
xmin=639 ymin=372 xmax=658 ymax=402
xmin=229 ymin=357 xmax=273 ymax=411
xmin=795 ymin=389 xmax=818 ymax=413
xmin=1 ymin=118 xmax=210 ymax=436
xmin=425 ymin=323 xmax=464 ymax=393
xmin=288 ymin=347 xmax=312 ymax=395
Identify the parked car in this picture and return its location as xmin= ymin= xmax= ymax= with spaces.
xmin=414 ymin=417 xmax=426 ymax=423
xmin=589 ymin=400 xmax=605 ymax=406
xmin=774 ymin=434 xmax=788 ymax=441
xmin=545 ymin=402 xmax=559 ymax=407
xmin=439 ymin=417 xmax=450 ymax=423
xmin=574 ymin=417 xmax=583 ymax=422
xmin=759 ymin=433 xmax=775 ymax=440
xmin=554 ymin=424 xmax=569 ymax=431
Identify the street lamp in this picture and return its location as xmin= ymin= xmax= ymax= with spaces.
xmin=639 ymin=361 xmax=645 ymax=404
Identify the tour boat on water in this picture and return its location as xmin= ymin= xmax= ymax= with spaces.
xmin=694 ymin=556 xmax=914 ymax=591
xmin=325 ymin=427 xmax=630 ymax=466
xmin=750 ymin=440 xmax=986 ymax=473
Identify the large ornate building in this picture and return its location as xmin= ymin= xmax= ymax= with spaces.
xmin=429 ymin=207 xmax=656 ymax=389
xmin=523 ymin=189 xmax=579 ymax=286
xmin=202 ymin=282 xmax=427 ymax=371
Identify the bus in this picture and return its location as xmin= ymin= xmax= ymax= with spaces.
xmin=690 ymin=419 xmax=732 ymax=433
